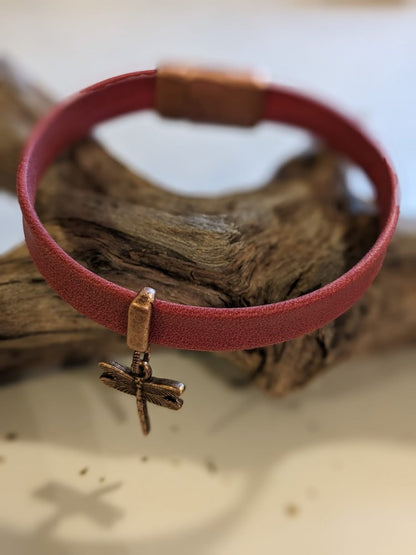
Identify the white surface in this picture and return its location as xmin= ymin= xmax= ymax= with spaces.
xmin=1 ymin=349 xmax=416 ymax=555
xmin=1 ymin=1 xmax=416 ymax=554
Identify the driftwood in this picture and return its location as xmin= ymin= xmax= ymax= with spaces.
xmin=0 ymin=59 xmax=415 ymax=395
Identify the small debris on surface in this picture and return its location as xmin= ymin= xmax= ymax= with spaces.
xmin=205 ymin=459 xmax=218 ymax=474
xmin=331 ymin=459 xmax=344 ymax=470
xmin=284 ymin=503 xmax=300 ymax=518
xmin=5 ymin=432 xmax=18 ymax=441
xmin=170 ymin=424 xmax=179 ymax=433
xmin=99 ymin=476 xmax=106 ymax=483
xmin=305 ymin=420 xmax=320 ymax=433
xmin=79 ymin=466 xmax=89 ymax=476
xmin=0 ymin=455 xmax=6 ymax=463
xmin=305 ymin=486 xmax=318 ymax=500
xmin=140 ymin=455 xmax=148 ymax=463
xmin=286 ymin=399 xmax=301 ymax=411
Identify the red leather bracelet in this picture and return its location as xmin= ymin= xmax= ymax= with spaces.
xmin=17 ymin=66 xmax=399 ymax=353
xmin=17 ymin=65 xmax=400 ymax=434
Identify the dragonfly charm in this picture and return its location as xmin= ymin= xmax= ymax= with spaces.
xmin=99 ymin=351 xmax=185 ymax=435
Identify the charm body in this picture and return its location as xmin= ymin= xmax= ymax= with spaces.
xmin=99 ymin=354 xmax=185 ymax=435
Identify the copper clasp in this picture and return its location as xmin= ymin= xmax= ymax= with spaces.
xmin=155 ymin=63 xmax=268 ymax=127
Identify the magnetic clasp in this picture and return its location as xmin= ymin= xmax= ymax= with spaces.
xmin=127 ymin=287 xmax=156 ymax=352
xmin=155 ymin=63 xmax=268 ymax=127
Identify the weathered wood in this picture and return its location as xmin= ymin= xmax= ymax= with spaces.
xmin=0 ymin=59 xmax=415 ymax=394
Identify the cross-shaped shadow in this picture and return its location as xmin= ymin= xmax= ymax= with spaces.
xmin=33 ymin=481 xmax=123 ymax=536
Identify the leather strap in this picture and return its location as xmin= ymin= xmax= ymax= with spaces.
xmin=17 ymin=69 xmax=399 ymax=351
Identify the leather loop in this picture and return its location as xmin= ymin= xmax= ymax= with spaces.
xmin=17 ymin=69 xmax=399 ymax=351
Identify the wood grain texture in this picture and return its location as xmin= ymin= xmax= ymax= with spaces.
xmin=0 ymin=59 xmax=415 ymax=394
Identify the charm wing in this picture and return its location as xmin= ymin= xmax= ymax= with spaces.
xmin=142 ymin=377 xmax=185 ymax=410
xmin=99 ymin=361 xmax=136 ymax=396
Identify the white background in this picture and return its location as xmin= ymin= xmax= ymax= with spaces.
xmin=0 ymin=1 xmax=415 ymax=554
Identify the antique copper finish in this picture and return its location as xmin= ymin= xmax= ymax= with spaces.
xmin=127 ymin=287 xmax=155 ymax=352
xmin=100 ymin=288 xmax=186 ymax=435
xmin=155 ymin=64 xmax=267 ymax=126
xmin=99 ymin=355 xmax=185 ymax=436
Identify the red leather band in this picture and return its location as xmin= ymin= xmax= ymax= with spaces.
xmin=17 ymin=69 xmax=399 ymax=351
